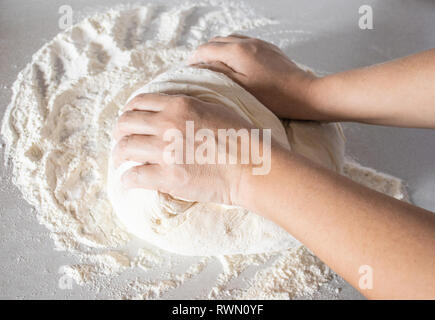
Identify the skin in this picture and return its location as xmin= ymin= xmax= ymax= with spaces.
xmin=113 ymin=35 xmax=435 ymax=299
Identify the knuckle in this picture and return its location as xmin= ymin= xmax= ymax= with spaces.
xmin=148 ymin=137 xmax=158 ymax=150
xmin=251 ymin=38 xmax=263 ymax=45
xmin=155 ymin=113 xmax=176 ymax=132
xmin=232 ymin=42 xmax=246 ymax=53
xmin=135 ymin=93 xmax=151 ymax=100
xmin=118 ymin=110 xmax=134 ymax=124
xmin=173 ymin=95 xmax=193 ymax=111
xmin=195 ymin=43 xmax=209 ymax=54
xmin=118 ymin=135 xmax=131 ymax=149
xmin=161 ymin=118 xmax=178 ymax=132
xmin=247 ymin=41 xmax=259 ymax=52
xmin=125 ymin=95 xmax=142 ymax=107
xmin=124 ymin=93 xmax=152 ymax=110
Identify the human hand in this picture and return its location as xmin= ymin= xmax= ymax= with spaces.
xmin=112 ymin=93 xmax=263 ymax=206
xmin=189 ymin=35 xmax=324 ymax=120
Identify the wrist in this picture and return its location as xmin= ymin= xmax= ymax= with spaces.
xmin=281 ymin=70 xmax=333 ymax=121
xmin=308 ymin=73 xmax=363 ymax=122
xmin=302 ymin=75 xmax=337 ymax=121
xmin=235 ymin=143 xmax=290 ymax=213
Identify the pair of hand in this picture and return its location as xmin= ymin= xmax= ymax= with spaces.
xmin=113 ymin=35 xmax=318 ymax=206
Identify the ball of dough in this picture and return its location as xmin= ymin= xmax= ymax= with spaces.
xmin=107 ymin=67 xmax=345 ymax=256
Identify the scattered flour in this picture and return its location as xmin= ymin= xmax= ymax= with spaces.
xmin=1 ymin=1 xmax=409 ymax=299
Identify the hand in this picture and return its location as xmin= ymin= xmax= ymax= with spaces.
xmin=112 ymin=93 xmax=258 ymax=205
xmin=189 ymin=35 xmax=324 ymax=120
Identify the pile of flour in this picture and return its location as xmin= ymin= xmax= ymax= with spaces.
xmin=1 ymin=1 xmax=409 ymax=299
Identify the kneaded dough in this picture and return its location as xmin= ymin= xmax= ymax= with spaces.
xmin=107 ymin=67 xmax=345 ymax=256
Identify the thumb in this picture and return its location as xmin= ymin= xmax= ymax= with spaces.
xmin=190 ymin=61 xmax=245 ymax=85
xmin=121 ymin=164 xmax=163 ymax=190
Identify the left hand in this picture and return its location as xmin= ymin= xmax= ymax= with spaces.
xmin=112 ymin=93 xmax=257 ymax=205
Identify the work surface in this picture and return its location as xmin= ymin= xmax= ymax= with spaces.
xmin=1 ymin=0 xmax=434 ymax=299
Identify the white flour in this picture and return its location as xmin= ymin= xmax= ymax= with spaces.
xmin=1 ymin=1 xmax=409 ymax=299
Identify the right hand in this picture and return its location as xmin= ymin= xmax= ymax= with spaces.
xmin=189 ymin=35 xmax=324 ymax=120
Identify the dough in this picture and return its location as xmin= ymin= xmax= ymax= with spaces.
xmin=107 ymin=67 xmax=345 ymax=256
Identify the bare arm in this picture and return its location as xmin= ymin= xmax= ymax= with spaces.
xmin=237 ymin=146 xmax=435 ymax=299
xmin=190 ymin=36 xmax=435 ymax=128
xmin=312 ymin=49 xmax=435 ymax=127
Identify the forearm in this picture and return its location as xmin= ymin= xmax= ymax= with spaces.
xmin=310 ymin=49 xmax=435 ymax=128
xmin=238 ymin=148 xmax=435 ymax=299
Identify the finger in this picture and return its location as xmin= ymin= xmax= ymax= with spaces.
xmin=113 ymin=134 xmax=163 ymax=168
xmin=124 ymin=93 xmax=172 ymax=112
xmin=209 ymin=34 xmax=249 ymax=42
xmin=228 ymin=33 xmax=250 ymax=39
xmin=188 ymin=42 xmax=234 ymax=65
xmin=113 ymin=110 xmax=158 ymax=142
xmin=190 ymin=62 xmax=245 ymax=84
xmin=191 ymin=61 xmax=235 ymax=76
xmin=121 ymin=164 xmax=164 ymax=191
